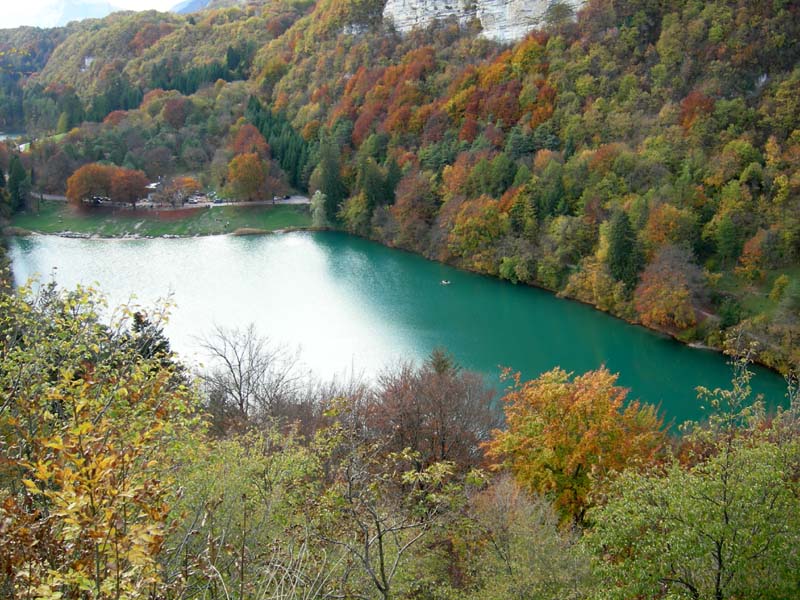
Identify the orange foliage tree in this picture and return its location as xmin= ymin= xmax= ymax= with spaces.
xmin=641 ymin=202 xmax=697 ymax=256
xmin=110 ymin=167 xmax=149 ymax=208
xmin=230 ymin=123 xmax=270 ymax=159
xmin=680 ymin=90 xmax=715 ymax=130
xmin=66 ymin=163 xmax=113 ymax=204
xmin=165 ymin=176 xmax=201 ymax=205
xmin=67 ymin=164 xmax=148 ymax=208
xmin=735 ymin=228 xmax=768 ymax=281
xmin=484 ymin=368 xmax=665 ymax=522
xmin=227 ymin=152 xmax=266 ymax=201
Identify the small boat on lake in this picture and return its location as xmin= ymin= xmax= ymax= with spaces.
xmin=440 ymin=280 xmax=451 ymax=285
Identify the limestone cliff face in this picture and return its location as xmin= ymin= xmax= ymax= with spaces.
xmin=383 ymin=0 xmax=585 ymax=43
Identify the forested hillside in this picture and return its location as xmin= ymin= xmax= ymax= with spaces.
xmin=1 ymin=0 xmax=800 ymax=371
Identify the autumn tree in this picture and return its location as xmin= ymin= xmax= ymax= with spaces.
xmin=160 ymin=96 xmax=189 ymax=129
xmin=316 ymin=405 xmax=462 ymax=600
xmin=634 ymin=244 xmax=705 ymax=330
xmin=67 ymin=164 xmax=147 ymax=207
xmin=227 ymin=152 xmax=267 ymax=201
xmin=484 ymin=368 xmax=665 ymax=522
xmin=735 ymin=228 xmax=768 ymax=280
xmin=371 ymin=349 xmax=500 ymax=470
xmin=163 ymin=175 xmax=200 ymax=206
xmin=65 ymin=163 xmax=112 ymax=204
xmin=0 ymin=283 xmax=198 ymax=598
xmin=562 ymin=257 xmax=627 ymax=315
xmin=448 ymin=196 xmax=509 ymax=274
xmin=230 ymin=123 xmax=270 ymax=159
xmin=391 ymin=169 xmax=439 ymax=252
xmin=641 ymin=202 xmax=698 ymax=256
xmin=110 ymin=166 xmax=148 ymax=208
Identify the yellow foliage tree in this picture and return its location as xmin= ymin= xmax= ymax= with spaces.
xmin=484 ymin=368 xmax=665 ymax=523
xmin=0 ymin=284 xmax=199 ymax=599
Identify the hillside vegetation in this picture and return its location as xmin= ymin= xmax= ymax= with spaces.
xmin=1 ymin=0 xmax=799 ymax=371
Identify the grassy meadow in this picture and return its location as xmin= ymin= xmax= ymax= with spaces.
xmin=10 ymin=200 xmax=311 ymax=237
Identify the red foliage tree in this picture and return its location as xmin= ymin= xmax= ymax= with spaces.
xmin=391 ymin=169 xmax=439 ymax=251
xmin=103 ymin=111 xmax=128 ymax=126
xmin=66 ymin=164 xmax=148 ymax=208
xmin=109 ymin=167 xmax=148 ymax=208
xmin=161 ymin=97 xmax=189 ymax=129
xmin=230 ymin=124 xmax=270 ymax=159
xmin=459 ymin=116 xmax=480 ymax=143
xmin=634 ymin=245 xmax=705 ymax=330
xmin=129 ymin=22 xmax=175 ymax=54
xmin=680 ymin=90 xmax=715 ymax=130
xmin=369 ymin=350 xmax=500 ymax=470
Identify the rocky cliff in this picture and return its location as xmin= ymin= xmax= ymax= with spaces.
xmin=383 ymin=0 xmax=585 ymax=42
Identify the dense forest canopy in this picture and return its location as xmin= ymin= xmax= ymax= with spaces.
xmin=1 ymin=0 xmax=800 ymax=372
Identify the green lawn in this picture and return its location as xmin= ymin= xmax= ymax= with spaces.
xmin=11 ymin=200 xmax=311 ymax=237
xmin=714 ymin=265 xmax=800 ymax=317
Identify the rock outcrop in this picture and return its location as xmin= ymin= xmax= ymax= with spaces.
xmin=383 ymin=0 xmax=585 ymax=43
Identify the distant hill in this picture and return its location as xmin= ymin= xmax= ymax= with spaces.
xmin=55 ymin=0 xmax=120 ymax=26
xmin=171 ymin=0 xmax=212 ymax=13
xmin=171 ymin=0 xmax=253 ymax=14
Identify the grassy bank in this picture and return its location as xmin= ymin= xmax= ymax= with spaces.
xmin=10 ymin=200 xmax=311 ymax=237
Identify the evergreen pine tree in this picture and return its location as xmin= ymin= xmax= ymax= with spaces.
xmin=384 ymin=157 xmax=402 ymax=205
xmin=7 ymin=154 xmax=29 ymax=212
xmin=607 ymin=210 xmax=643 ymax=290
xmin=319 ymin=137 xmax=347 ymax=223
xmin=715 ymin=214 xmax=741 ymax=265
xmin=358 ymin=158 xmax=384 ymax=210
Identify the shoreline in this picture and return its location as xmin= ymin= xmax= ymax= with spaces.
xmin=3 ymin=225 xmax=319 ymax=240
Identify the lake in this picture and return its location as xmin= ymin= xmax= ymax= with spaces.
xmin=9 ymin=231 xmax=790 ymax=424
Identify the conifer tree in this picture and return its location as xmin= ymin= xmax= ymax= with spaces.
xmin=319 ymin=137 xmax=346 ymax=223
xmin=7 ymin=154 xmax=29 ymax=212
xmin=607 ymin=210 xmax=643 ymax=290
